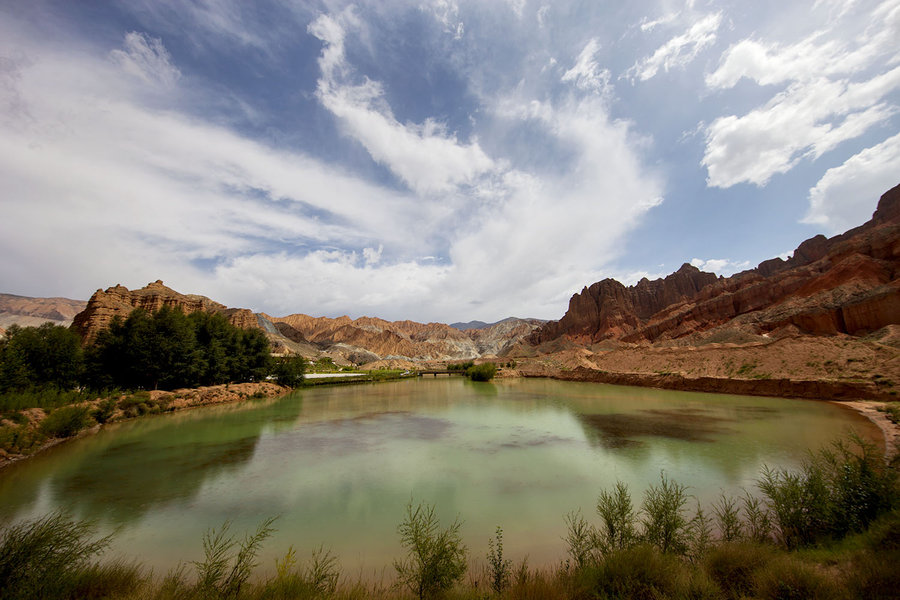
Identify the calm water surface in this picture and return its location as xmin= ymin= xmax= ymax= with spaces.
xmin=0 ymin=378 xmax=878 ymax=576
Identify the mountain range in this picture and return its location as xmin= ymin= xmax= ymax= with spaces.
xmin=3 ymin=184 xmax=899 ymax=376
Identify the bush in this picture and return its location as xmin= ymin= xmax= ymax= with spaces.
xmin=704 ymin=542 xmax=774 ymax=599
xmin=192 ymin=517 xmax=276 ymax=600
xmin=466 ymin=363 xmax=497 ymax=381
xmin=577 ymin=544 xmax=690 ymax=600
xmin=640 ymin=473 xmax=690 ymax=555
xmin=753 ymin=555 xmax=842 ymax=600
xmin=759 ymin=435 xmax=896 ymax=548
xmin=0 ymin=423 xmax=45 ymax=455
xmin=92 ymin=398 xmax=117 ymax=424
xmin=487 ymin=526 xmax=512 ymax=595
xmin=0 ymin=512 xmax=113 ymax=600
xmin=595 ymin=480 xmax=637 ymax=553
xmin=38 ymin=405 xmax=94 ymax=438
xmin=394 ymin=501 xmax=467 ymax=599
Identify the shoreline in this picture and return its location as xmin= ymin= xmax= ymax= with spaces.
xmin=3 ymin=371 xmax=898 ymax=472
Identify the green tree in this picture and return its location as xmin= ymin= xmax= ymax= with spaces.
xmin=394 ymin=501 xmax=467 ymax=599
xmin=272 ymin=355 xmax=306 ymax=388
xmin=0 ymin=323 xmax=83 ymax=392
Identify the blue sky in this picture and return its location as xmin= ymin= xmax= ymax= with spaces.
xmin=1 ymin=0 xmax=898 ymax=323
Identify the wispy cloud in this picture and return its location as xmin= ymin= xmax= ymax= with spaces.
xmin=627 ymin=12 xmax=722 ymax=82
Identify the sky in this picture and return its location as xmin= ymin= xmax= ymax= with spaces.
xmin=1 ymin=0 xmax=898 ymax=323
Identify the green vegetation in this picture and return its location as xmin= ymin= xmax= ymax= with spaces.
xmin=394 ymin=501 xmax=467 ymax=599
xmin=272 ymin=356 xmax=307 ymax=388
xmin=84 ymin=307 xmax=272 ymax=390
xmin=879 ymin=401 xmax=900 ymax=425
xmin=446 ymin=361 xmax=474 ymax=371
xmin=466 ymin=363 xmax=497 ymax=381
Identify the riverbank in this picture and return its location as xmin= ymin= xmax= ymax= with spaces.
xmin=0 ymin=381 xmax=291 ymax=470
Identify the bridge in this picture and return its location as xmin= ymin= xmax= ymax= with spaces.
xmin=417 ymin=370 xmax=466 ymax=377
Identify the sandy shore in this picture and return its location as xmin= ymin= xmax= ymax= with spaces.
xmin=832 ymin=400 xmax=899 ymax=461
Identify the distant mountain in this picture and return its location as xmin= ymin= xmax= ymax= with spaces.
xmin=449 ymin=317 xmax=546 ymax=331
xmin=529 ymin=183 xmax=900 ymax=347
xmin=0 ymin=293 xmax=87 ymax=330
xmin=67 ymin=282 xmax=542 ymax=364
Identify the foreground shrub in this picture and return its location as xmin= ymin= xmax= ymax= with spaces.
xmin=487 ymin=526 xmax=512 ymax=595
xmin=753 ymin=554 xmax=842 ymax=600
xmin=595 ymin=480 xmax=637 ymax=554
xmin=38 ymin=405 xmax=94 ymax=438
xmin=641 ymin=473 xmax=690 ymax=555
xmin=759 ymin=435 xmax=896 ymax=548
xmin=192 ymin=517 xmax=276 ymax=600
xmin=394 ymin=501 xmax=467 ymax=599
xmin=0 ymin=512 xmax=113 ymax=600
xmin=704 ymin=542 xmax=774 ymax=599
xmin=577 ymin=544 xmax=691 ymax=600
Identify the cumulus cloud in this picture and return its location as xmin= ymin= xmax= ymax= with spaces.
xmin=627 ymin=12 xmax=721 ymax=81
xmin=802 ymin=132 xmax=900 ymax=233
xmin=702 ymin=0 xmax=900 ymax=188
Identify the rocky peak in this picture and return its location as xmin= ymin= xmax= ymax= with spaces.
xmin=72 ymin=281 xmax=243 ymax=343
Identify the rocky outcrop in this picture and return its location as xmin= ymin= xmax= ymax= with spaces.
xmin=530 ymin=183 xmax=900 ymax=346
xmin=530 ymin=264 xmax=718 ymax=343
xmin=71 ymin=280 xmax=253 ymax=343
xmin=268 ymin=313 xmax=543 ymax=361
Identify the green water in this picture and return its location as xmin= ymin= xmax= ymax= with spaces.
xmin=0 ymin=378 xmax=878 ymax=576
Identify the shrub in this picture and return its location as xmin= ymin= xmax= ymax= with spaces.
xmin=595 ymin=480 xmax=637 ymax=554
xmin=713 ymin=494 xmax=744 ymax=543
xmin=38 ymin=405 xmax=93 ymax=438
xmin=394 ymin=501 xmax=467 ymax=599
xmin=466 ymin=363 xmax=497 ymax=381
xmin=192 ymin=517 xmax=276 ymax=600
xmin=92 ymin=398 xmax=117 ymax=424
xmin=704 ymin=542 xmax=774 ymax=599
xmin=0 ymin=424 xmax=45 ymax=455
xmin=0 ymin=512 xmax=113 ymax=600
xmin=753 ymin=555 xmax=842 ymax=600
xmin=487 ymin=526 xmax=512 ymax=595
xmin=640 ymin=473 xmax=690 ymax=555
xmin=563 ymin=510 xmax=596 ymax=570
xmin=577 ymin=544 xmax=689 ymax=600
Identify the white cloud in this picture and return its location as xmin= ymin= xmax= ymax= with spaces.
xmin=690 ymin=257 xmax=750 ymax=276
xmin=308 ymin=11 xmax=495 ymax=195
xmin=703 ymin=0 xmax=900 ymax=188
xmin=110 ymin=32 xmax=181 ymax=87
xmin=628 ymin=12 xmax=721 ymax=81
xmin=0 ymin=3 xmax=665 ymax=323
xmin=802 ymin=132 xmax=900 ymax=233
xmin=561 ymin=38 xmax=611 ymax=95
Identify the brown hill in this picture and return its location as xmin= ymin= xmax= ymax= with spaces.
xmin=69 ymin=281 xmax=541 ymax=362
xmin=529 ymin=184 xmax=900 ymax=346
xmin=71 ymin=280 xmax=257 ymax=344
xmin=0 ymin=293 xmax=87 ymax=329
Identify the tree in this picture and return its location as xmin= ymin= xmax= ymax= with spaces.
xmin=272 ymin=355 xmax=306 ymax=388
xmin=0 ymin=323 xmax=82 ymax=392
xmin=394 ymin=501 xmax=467 ymax=599
xmin=466 ymin=363 xmax=496 ymax=381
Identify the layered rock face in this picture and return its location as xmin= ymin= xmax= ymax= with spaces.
xmin=72 ymin=280 xmax=256 ymax=343
xmin=268 ymin=313 xmax=542 ymax=362
xmin=530 ymin=184 xmax=900 ymax=345
xmin=70 ymin=281 xmax=541 ymax=362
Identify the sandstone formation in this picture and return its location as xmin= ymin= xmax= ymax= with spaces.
xmin=68 ymin=281 xmax=541 ymax=362
xmin=530 ymin=184 xmax=900 ymax=346
xmin=71 ymin=280 xmax=257 ymax=343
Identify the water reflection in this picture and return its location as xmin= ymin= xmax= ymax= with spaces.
xmin=0 ymin=378 xmax=881 ymax=574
